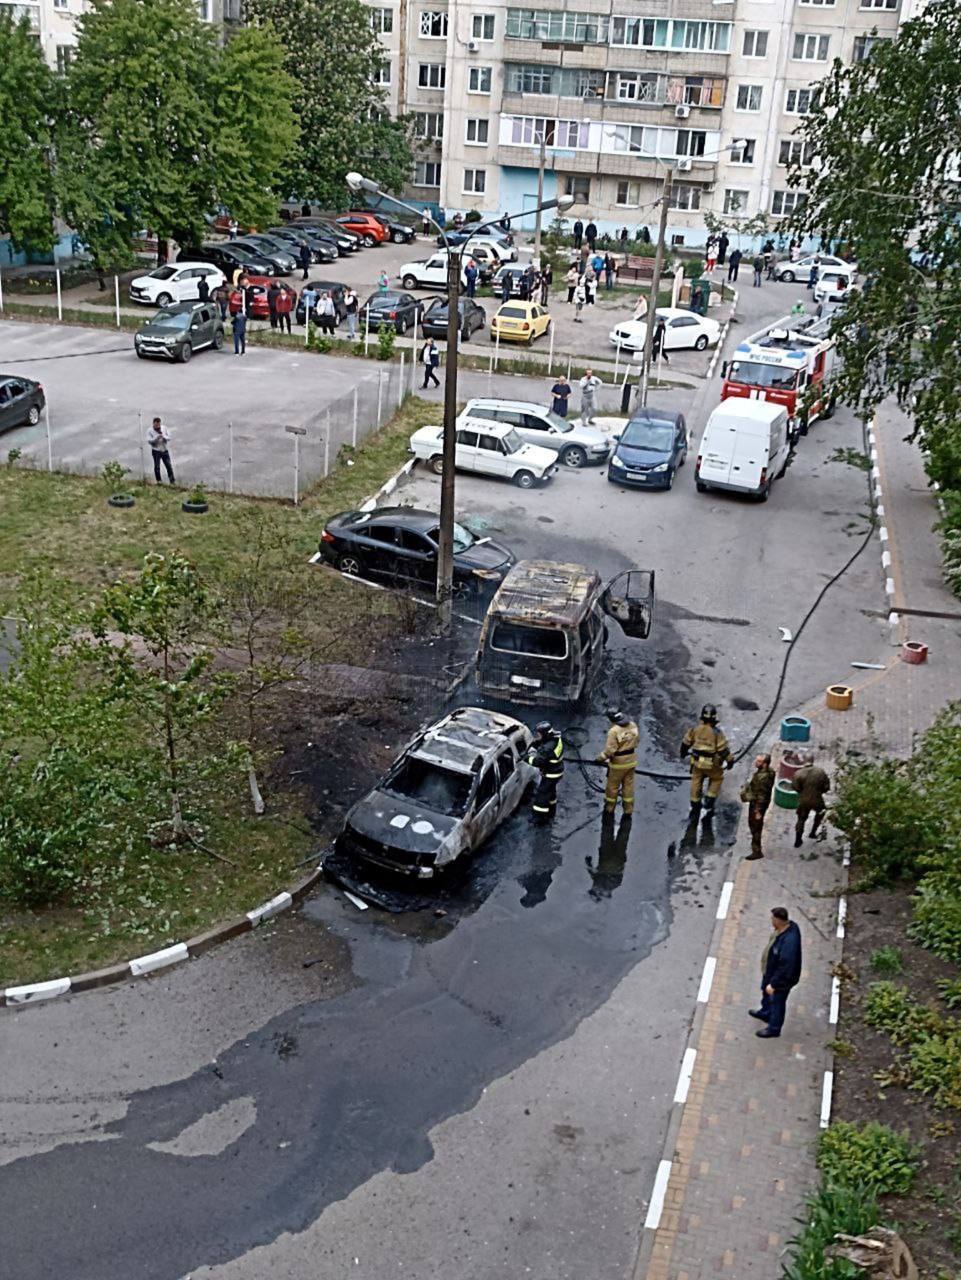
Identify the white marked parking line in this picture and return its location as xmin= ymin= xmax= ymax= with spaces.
xmin=820 ymin=1071 xmax=834 ymax=1129
xmin=673 ymin=1047 xmax=697 ymax=1104
xmin=697 ymin=956 xmax=717 ymax=1004
xmin=829 ymin=975 xmax=841 ymax=1025
xmin=716 ymin=881 xmax=734 ymax=920
xmin=644 ymin=1159 xmax=674 ymax=1230
xmin=837 ymin=896 xmax=847 ymax=939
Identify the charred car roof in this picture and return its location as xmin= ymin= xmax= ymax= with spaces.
xmin=408 ymin=706 xmax=526 ymax=774
xmin=487 ymin=560 xmax=602 ymax=629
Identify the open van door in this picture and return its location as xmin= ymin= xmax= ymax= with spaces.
xmin=600 ymin=569 xmax=655 ymax=640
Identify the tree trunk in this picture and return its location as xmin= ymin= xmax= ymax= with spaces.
xmin=247 ymin=760 xmax=265 ymax=816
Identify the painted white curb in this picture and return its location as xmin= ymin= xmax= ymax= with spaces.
xmin=129 ymin=942 xmax=189 ymax=977
xmin=644 ymin=1159 xmax=674 ymax=1230
xmin=673 ymin=1047 xmax=697 ymax=1104
xmin=360 ymin=456 xmax=416 ymax=513
xmin=836 ymin=896 xmax=847 ymax=939
xmin=820 ymin=1071 xmax=834 ymax=1129
xmin=829 ymin=976 xmax=841 ymax=1026
xmin=246 ymin=891 xmax=293 ymax=926
xmin=696 ymin=955 xmax=717 ymax=1003
xmin=4 ymin=977 xmax=72 ymax=1005
xmin=715 ymin=881 xmax=734 ymax=920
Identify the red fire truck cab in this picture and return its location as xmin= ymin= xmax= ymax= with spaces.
xmin=721 ymin=315 xmax=837 ymax=438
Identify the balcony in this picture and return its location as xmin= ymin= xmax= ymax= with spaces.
xmin=0 ymin=1 xmax=40 ymax=30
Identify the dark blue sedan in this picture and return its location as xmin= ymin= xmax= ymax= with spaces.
xmin=607 ymin=408 xmax=688 ymax=491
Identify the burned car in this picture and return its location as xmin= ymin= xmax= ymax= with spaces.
xmin=335 ymin=707 xmax=534 ymax=879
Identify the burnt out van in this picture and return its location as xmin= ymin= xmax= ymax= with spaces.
xmin=476 ymin=560 xmax=654 ymax=705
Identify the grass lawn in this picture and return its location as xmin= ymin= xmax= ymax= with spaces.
xmin=0 ymin=396 xmax=433 ymax=986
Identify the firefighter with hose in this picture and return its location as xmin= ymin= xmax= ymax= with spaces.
xmin=527 ymin=721 xmax=564 ymax=824
xmin=681 ymin=703 xmax=733 ymax=822
xmin=596 ymin=708 xmax=640 ymax=817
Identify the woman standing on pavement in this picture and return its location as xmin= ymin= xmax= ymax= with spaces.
xmin=566 ymin=264 xmax=578 ymax=303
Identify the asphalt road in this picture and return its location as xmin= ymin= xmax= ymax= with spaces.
xmin=0 ymin=288 xmax=885 ymax=1280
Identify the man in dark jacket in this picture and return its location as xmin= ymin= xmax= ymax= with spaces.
xmin=527 ymin=721 xmax=564 ymax=824
xmin=572 ymin=219 xmax=584 ymax=250
xmin=752 ymin=907 xmax=802 ymax=1038
xmin=717 ymin=232 xmax=730 ymax=266
xmin=728 ymin=248 xmax=742 ymax=282
xmin=585 ymin=220 xmax=598 ymax=251
xmin=267 ymin=281 xmax=281 ymax=329
xmin=741 ymin=753 xmax=775 ymax=860
xmin=298 ymin=241 xmax=311 ymax=280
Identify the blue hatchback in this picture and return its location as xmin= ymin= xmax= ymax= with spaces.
xmin=607 ymin=408 xmax=688 ymax=491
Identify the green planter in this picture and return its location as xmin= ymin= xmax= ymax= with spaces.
xmin=774 ymin=778 xmax=799 ymax=810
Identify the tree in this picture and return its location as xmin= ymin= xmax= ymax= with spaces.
xmin=703 ymin=206 xmax=771 ymax=247
xmin=245 ymin=0 xmax=413 ymax=207
xmin=789 ymin=0 xmax=961 ymax=490
xmin=0 ymin=16 xmax=57 ymax=252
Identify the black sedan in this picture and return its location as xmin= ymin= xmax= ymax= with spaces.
xmin=0 ymin=375 xmax=45 ymax=433
xmin=421 ymin=297 xmax=486 ymax=341
xmin=267 ymin=226 xmax=338 ymax=264
xmin=292 ymin=218 xmax=361 ymax=254
xmin=360 ymin=290 xmax=421 ymax=335
xmin=232 ymin=236 xmax=295 ymax=276
xmin=178 ymin=242 xmax=280 ymax=278
xmin=295 ymin=280 xmax=349 ymax=325
xmin=319 ymin=507 xmax=515 ymax=595
xmin=353 ymin=211 xmax=416 ymax=244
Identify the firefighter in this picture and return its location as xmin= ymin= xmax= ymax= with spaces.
xmin=527 ymin=721 xmax=564 ymax=824
xmin=681 ymin=704 xmax=732 ymax=821
xmin=596 ymin=708 xmax=639 ymax=816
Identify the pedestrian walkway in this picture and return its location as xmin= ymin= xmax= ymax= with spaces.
xmin=634 ymin=402 xmax=961 ymax=1280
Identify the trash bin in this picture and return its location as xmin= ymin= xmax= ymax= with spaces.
xmin=689 ymin=279 xmax=710 ymax=316
xmin=621 ymin=379 xmax=635 ymax=415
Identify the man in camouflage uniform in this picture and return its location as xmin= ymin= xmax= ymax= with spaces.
xmin=681 ymin=704 xmax=732 ymax=821
xmin=596 ymin=708 xmax=639 ymax=816
xmin=793 ymin=751 xmax=830 ymax=847
xmin=740 ymin=753 xmax=776 ymax=860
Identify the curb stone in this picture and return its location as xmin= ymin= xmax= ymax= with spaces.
xmin=1 ymin=866 xmax=324 ymax=1010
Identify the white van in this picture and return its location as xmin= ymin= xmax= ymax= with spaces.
xmin=694 ymin=399 xmax=791 ymax=501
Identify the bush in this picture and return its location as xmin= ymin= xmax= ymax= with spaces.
xmin=782 ymin=1183 xmax=879 ymax=1280
xmin=938 ymin=489 xmax=961 ymax=598
xmin=938 ymin=976 xmax=961 ymax=1010
xmin=909 ymin=878 xmax=961 ymax=964
xmin=309 ymin=334 xmax=332 ymax=354
xmin=863 ymin=983 xmax=961 ymax=1110
xmin=816 ymin=1122 xmax=918 ymax=1196
xmin=683 ymin=259 xmax=705 ymax=278
xmin=376 ymin=325 xmax=395 ymax=361
xmin=831 ymin=756 xmax=939 ymax=887
xmin=870 ymin=946 xmax=904 ymax=975
xmin=464 ymin=209 xmax=482 ymax=223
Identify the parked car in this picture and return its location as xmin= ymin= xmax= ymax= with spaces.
xmin=461 ymin=397 xmax=610 ymax=469
xmin=360 ymin=290 xmax=422 ymax=334
xmin=266 ymin=226 xmax=338 ymax=264
xmin=462 ymin=243 xmax=502 ymax=282
xmin=294 ymin=280 xmax=349 ymax=325
xmin=491 ymin=265 xmax=530 ymax=298
xmin=438 ymin=231 xmax=517 ymax=261
xmin=335 ymin=706 xmax=535 ymax=879
xmin=0 ymin=375 xmax=44 ymax=433
xmin=409 ymin=417 xmax=558 ymax=489
xmin=357 ymin=211 xmax=416 ymax=244
xmin=134 ymin=301 xmax=224 ymax=363
xmin=335 ymin=212 xmax=390 ymax=246
xmin=129 ymin=262 xmax=224 ymax=307
xmin=421 ymin=297 xmax=486 ymax=341
xmin=773 ymin=254 xmax=857 ymax=284
xmin=695 ymin=398 xmax=791 ymax=501
xmin=292 ymin=217 xmax=361 ymax=253
xmin=490 ymin=300 xmax=551 ymax=346
xmin=318 ymin=506 xmax=515 ymax=594
xmin=610 ymin=308 xmax=720 ymax=353
xmin=231 ymin=237 xmax=295 ymax=275
xmin=400 ymin=252 xmax=468 ymax=291
xmin=813 ymin=270 xmax=852 ymax=306
xmin=229 ymin=281 xmax=298 ymax=320
xmin=608 ymin=408 xmax=688 ymax=490
xmin=178 ymin=242 xmax=280 ymax=278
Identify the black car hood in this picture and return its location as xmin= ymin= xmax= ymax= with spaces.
xmin=615 ymin=441 xmax=671 ymax=468
xmin=455 ymin=539 xmax=513 ymax=571
xmin=346 ymin=790 xmax=460 ymax=854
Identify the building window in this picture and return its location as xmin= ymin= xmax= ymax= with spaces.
xmin=563 ymin=175 xmax=591 ymax=203
xmin=198 ymin=0 xmax=210 ymax=19
xmin=468 ymin=66 xmax=492 ymax=92
xmin=670 ymin=184 xmax=702 ymax=211
xmin=414 ymin=111 xmax=444 ymax=140
xmin=792 ymin=33 xmax=830 ymax=61
xmin=742 ymin=29 xmax=768 ymax=57
xmin=785 ymin=87 xmax=819 ymax=114
xmin=610 ymin=16 xmax=669 ymax=47
xmin=414 ymin=161 xmax=442 ymax=187
xmin=778 ymin=138 xmax=815 ymax=166
xmin=670 ymin=20 xmax=731 ymax=52
xmin=735 ymin=84 xmax=763 ymax=111
xmin=771 ymin=190 xmax=806 ymax=216
xmin=508 ymin=115 xmax=589 ymax=148
xmin=370 ymin=7 xmax=393 ymax=33
xmin=418 ymin=62 xmax=446 ymax=88
xmin=670 ymin=75 xmax=725 ymax=108
xmin=471 ymin=13 xmax=495 ymax=39
xmin=675 ymin=129 xmax=707 ymax=157
xmin=723 ymin=189 xmax=749 ymax=215
xmin=53 ymin=0 xmax=69 ymax=8
xmin=55 ymin=43 xmax=73 ymax=71
xmin=729 ymin=138 xmax=756 ymax=164
xmin=860 ymin=0 xmax=897 ymax=7
xmin=799 ymin=0 xmax=835 ymax=6
xmin=853 ymin=34 xmax=889 ymax=61
xmin=463 ymin=168 xmax=487 ymax=194
xmin=374 ymin=60 xmax=391 ymax=85
xmin=616 ymin=180 xmax=643 ymax=207
xmin=419 ymin=10 xmax=448 ymax=37
xmin=465 ymin=117 xmax=489 ymax=144
xmin=506 ymin=8 xmax=609 ymax=43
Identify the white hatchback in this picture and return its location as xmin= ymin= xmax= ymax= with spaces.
xmin=610 ymin=307 xmax=721 ymax=353
xmin=129 ymin=262 xmax=225 ymax=307
xmin=409 ymin=417 xmax=557 ymax=489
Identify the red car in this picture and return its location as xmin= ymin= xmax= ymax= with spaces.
xmin=335 ymin=212 xmax=389 ymax=246
xmin=229 ymin=280 xmax=298 ymax=319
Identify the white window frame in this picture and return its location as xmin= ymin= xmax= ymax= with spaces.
xmin=463 ymin=168 xmax=487 ymax=194
xmin=468 ymin=66 xmax=493 ymax=93
xmin=741 ymin=29 xmax=768 ymax=57
xmin=198 ymin=0 xmax=211 ymax=19
xmin=799 ymin=0 xmax=835 ymax=6
xmin=374 ymin=60 xmax=391 ymax=85
xmin=419 ymin=10 xmax=448 ymax=38
xmin=52 ymin=0 xmax=69 ymax=8
xmin=735 ymin=84 xmax=763 ymax=112
xmin=792 ymin=32 xmax=830 ymax=61
xmin=785 ymin=87 xmax=818 ymax=115
xmin=414 ymin=111 xmax=444 ymax=140
xmin=771 ymin=190 xmax=805 ymax=216
xmin=418 ymin=62 xmax=446 ymax=89
xmin=616 ymin=73 xmax=640 ymax=101
xmin=778 ymin=138 xmax=815 ymax=167
xmin=563 ymin=175 xmax=591 ymax=202
xmin=615 ymin=179 xmax=642 ymax=207
xmin=670 ymin=184 xmax=702 ymax=212
xmin=414 ymin=161 xmax=442 ymax=187
xmin=465 ymin=117 xmax=490 ymax=145
xmin=728 ymin=138 xmax=756 ymax=165
xmin=859 ymin=0 xmax=897 ymax=8
xmin=853 ymin=33 xmax=888 ymax=61
xmin=370 ymin=7 xmax=393 ymax=33
xmin=55 ymin=43 xmax=73 ymax=71
xmin=471 ymin=12 xmax=495 ymax=40
xmin=723 ymin=189 xmax=749 ymax=215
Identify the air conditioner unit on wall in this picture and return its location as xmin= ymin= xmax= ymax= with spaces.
xmin=677 ymin=158 xmax=693 ymax=172
xmin=467 ymin=39 xmax=479 ymax=52
xmin=675 ymin=104 xmax=691 ymax=120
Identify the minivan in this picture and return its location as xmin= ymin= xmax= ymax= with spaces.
xmin=694 ymin=399 xmax=791 ymax=501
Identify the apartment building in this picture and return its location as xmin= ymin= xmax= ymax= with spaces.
xmin=369 ymin=0 xmax=906 ymax=244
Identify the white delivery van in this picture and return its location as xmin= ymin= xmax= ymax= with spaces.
xmin=694 ymin=399 xmax=791 ymax=501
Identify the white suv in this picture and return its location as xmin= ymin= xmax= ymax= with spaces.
xmin=129 ymin=262 xmax=225 ymax=306
xmin=399 ymin=252 xmax=468 ymax=291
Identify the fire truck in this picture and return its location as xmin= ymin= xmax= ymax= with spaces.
xmin=720 ymin=315 xmax=837 ymax=438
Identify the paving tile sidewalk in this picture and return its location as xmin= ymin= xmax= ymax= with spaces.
xmin=635 ymin=404 xmax=961 ymax=1280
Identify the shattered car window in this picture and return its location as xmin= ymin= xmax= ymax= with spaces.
xmin=383 ymin=757 xmax=473 ymax=817
xmin=490 ymin=622 xmax=568 ymax=659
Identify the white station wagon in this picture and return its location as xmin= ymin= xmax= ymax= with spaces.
xmin=409 ymin=417 xmax=558 ymax=489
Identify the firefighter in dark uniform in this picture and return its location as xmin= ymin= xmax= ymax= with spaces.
xmin=681 ymin=704 xmax=732 ymax=821
xmin=740 ymin=753 xmax=776 ymax=859
xmin=597 ymin=708 xmax=639 ymax=816
xmin=527 ymin=721 xmax=564 ymax=823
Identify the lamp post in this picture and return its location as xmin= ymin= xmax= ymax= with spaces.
xmin=345 ymin=172 xmax=573 ymax=634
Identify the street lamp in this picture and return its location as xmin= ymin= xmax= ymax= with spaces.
xmin=604 ymin=133 xmax=746 ymax=407
xmin=345 ymin=171 xmax=573 ymax=634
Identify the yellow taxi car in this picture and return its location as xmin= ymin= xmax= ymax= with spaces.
xmin=490 ymin=300 xmax=552 ymax=346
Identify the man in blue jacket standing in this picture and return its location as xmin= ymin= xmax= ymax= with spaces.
xmin=751 ymin=907 xmax=802 ymax=1038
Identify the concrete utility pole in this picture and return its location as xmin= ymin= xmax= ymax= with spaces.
xmin=533 ymin=129 xmax=547 ymax=263
xmin=640 ymin=166 xmax=673 ymax=409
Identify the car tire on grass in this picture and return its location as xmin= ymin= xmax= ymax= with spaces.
xmin=513 ymin=470 xmax=536 ymax=489
xmin=429 ymin=455 xmax=444 ymax=475
xmin=695 ymin=334 xmax=709 ymax=351
xmin=179 ymin=343 xmax=193 ymax=364
xmin=108 ymin=493 xmax=135 ymax=509
xmin=338 ymin=553 xmax=363 ymax=576
xmin=560 ymin=445 xmax=587 ymax=469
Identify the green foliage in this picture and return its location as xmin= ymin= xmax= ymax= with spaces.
xmin=682 ymin=259 xmax=704 ymax=279
xmin=703 ymin=206 xmax=772 ymax=244
xmin=187 ymin=482 xmax=207 ymax=505
xmin=831 ymin=755 xmax=938 ymax=887
xmin=245 ymin=0 xmax=413 ymax=206
xmin=864 ymin=982 xmax=961 ymax=1110
xmin=871 ymin=946 xmax=905 ymax=976
xmin=0 ymin=16 xmax=57 ymax=250
xmin=938 ymin=977 xmax=961 ymax=1010
xmin=7 ymin=448 xmax=22 ymax=468
xmin=782 ymin=1183 xmax=879 ymax=1280
xmin=817 ymin=1122 xmax=918 ymax=1196
xmin=789 ymin=0 xmax=961 ymax=494
xmin=939 ymin=490 xmax=961 ymax=600
xmin=910 ymin=879 xmax=961 ymax=964
xmin=377 ymin=324 xmax=396 ymax=361
xmin=309 ymin=334 xmax=333 ymax=354
xmin=102 ymin=460 xmax=128 ymax=491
